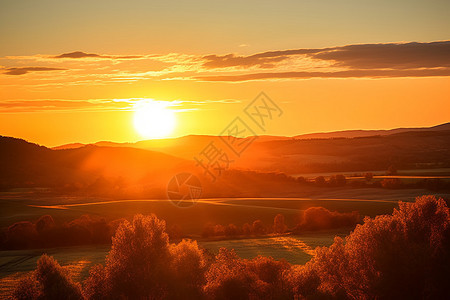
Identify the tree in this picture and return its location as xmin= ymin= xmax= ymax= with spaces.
xmin=252 ymin=220 xmax=267 ymax=235
xmin=83 ymin=214 xmax=208 ymax=299
xmin=242 ymin=223 xmax=252 ymax=236
xmin=169 ymin=239 xmax=208 ymax=299
xmin=13 ymin=254 xmax=83 ymax=300
xmin=328 ymin=175 xmax=346 ymax=187
xmin=225 ymin=224 xmax=239 ymax=237
xmin=387 ymin=165 xmax=397 ymax=175
xmin=381 ymin=178 xmax=402 ymax=189
xmin=295 ymin=207 xmax=359 ymax=232
xmin=203 ymin=248 xmax=257 ymax=300
xmin=314 ymin=176 xmax=326 ymax=186
xmin=103 ymin=214 xmax=171 ymax=299
xmin=310 ymin=195 xmax=450 ymax=299
xmin=273 ymin=214 xmax=287 ymax=234
xmin=364 ymin=172 xmax=373 ymax=182
xmin=7 ymin=221 xmax=38 ymax=249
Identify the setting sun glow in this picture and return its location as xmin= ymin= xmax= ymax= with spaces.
xmin=133 ymin=100 xmax=176 ymax=139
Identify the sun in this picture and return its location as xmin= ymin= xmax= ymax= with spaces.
xmin=133 ymin=100 xmax=176 ymax=138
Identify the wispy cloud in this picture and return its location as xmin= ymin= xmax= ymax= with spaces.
xmin=0 ymin=98 xmax=242 ymax=113
xmin=1 ymin=41 xmax=449 ymax=82
xmin=54 ymin=51 xmax=143 ymax=60
xmin=4 ymin=66 xmax=66 ymax=75
xmin=201 ymin=41 xmax=450 ymax=70
xmin=195 ymin=68 xmax=450 ymax=82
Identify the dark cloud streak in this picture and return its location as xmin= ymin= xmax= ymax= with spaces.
xmin=4 ymin=67 xmax=66 ymax=75
xmin=55 ymin=51 xmax=101 ymax=59
xmin=313 ymin=41 xmax=450 ymax=69
xmin=202 ymin=41 xmax=450 ymax=70
xmin=54 ymin=51 xmax=142 ymax=60
xmin=196 ymin=68 xmax=450 ymax=82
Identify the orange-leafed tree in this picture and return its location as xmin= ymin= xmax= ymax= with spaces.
xmin=13 ymin=254 xmax=83 ymax=300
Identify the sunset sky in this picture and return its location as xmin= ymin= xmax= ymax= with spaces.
xmin=1 ymin=0 xmax=449 ymax=147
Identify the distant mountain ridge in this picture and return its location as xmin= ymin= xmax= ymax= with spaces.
xmin=51 ymin=122 xmax=450 ymax=150
xmin=293 ymin=122 xmax=450 ymax=140
xmin=1 ymin=125 xmax=450 ymax=198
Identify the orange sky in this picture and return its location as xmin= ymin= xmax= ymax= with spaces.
xmin=0 ymin=0 xmax=449 ymax=147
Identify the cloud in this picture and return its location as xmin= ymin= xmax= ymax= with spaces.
xmin=312 ymin=41 xmax=450 ymax=69
xmin=4 ymin=67 xmax=66 ymax=75
xmin=0 ymin=99 xmax=131 ymax=113
xmin=55 ymin=51 xmax=101 ymax=59
xmin=201 ymin=41 xmax=450 ymax=71
xmin=202 ymin=49 xmax=322 ymax=69
xmin=0 ymin=98 xmax=239 ymax=113
xmin=54 ymin=51 xmax=143 ymax=60
xmin=2 ymin=41 xmax=449 ymax=81
xmin=195 ymin=68 xmax=450 ymax=82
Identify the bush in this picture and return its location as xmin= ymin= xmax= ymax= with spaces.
xmin=273 ymin=214 xmax=287 ymax=234
xmin=252 ymin=220 xmax=267 ymax=235
xmin=103 ymin=214 xmax=171 ymax=298
xmin=169 ymin=239 xmax=208 ymax=298
xmin=6 ymin=221 xmax=38 ymax=249
xmin=381 ymin=178 xmax=403 ymax=189
xmin=83 ymin=214 xmax=208 ymax=299
xmin=314 ymin=176 xmax=326 ymax=186
xmin=295 ymin=207 xmax=360 ymax=232
xmin=310 ymin=195 xmax=450 ymax=299
xmin=13 ymin=254 xmax=83 ymax=300
xmin=203 ymin=248 xmax=258 ymax=300
xmin=328 ymin=174 xmax=347 ymax=187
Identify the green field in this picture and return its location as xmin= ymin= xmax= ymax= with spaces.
xmin=1 ymin=187 xmax=448 ymax=298
xmin=0 ymin=187 xmax=432 ymax=231
xmin=0 ymin=231 xmax=345 ymax=298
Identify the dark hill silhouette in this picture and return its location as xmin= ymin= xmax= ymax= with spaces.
xmin=2 ymin=124 xmax=450 ymax=198
xmin=0 ymin=136 xmax=308 ymax=198
xmin=52 ymin=122 xmax=450 ymax=151
xmin=243 ymin=129 xmax=450 ymax=173
xmin=0 ymin=136 xmax=190 ymax=195
xmin=293 ymin=122 xmax=450 ymax=139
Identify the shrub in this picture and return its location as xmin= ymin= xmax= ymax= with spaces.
xmin=328 ymin=174 xmax=347 ymax=187
xmin=104 ymin=214 xmax=171 ymax=299
xmin=6 ymin=221 xmax=38 ymax=249
xmin=381 ymin=178 xmax=403 ymax=189
xmin=364 ymin=172 xmax=373 ymax=182
xmin=169 ymin=239 xmax=207 ymax=298
xmin=314 ymin=176 xmax=326 ymax=186
xmin=295 ymin=207 xmax=360 ymax=232
xmin=273 ymin=214 xmax=287 ymax=234
xmin=13 ymin=254 xmax=83 ymax=300
xmin=13 ymin=275 xmax=41 ymax=300
xmin=83 ymin=214 xmax=208 ymax=299
xmin=203 ymin=248 xmax=258 ymax=300
xmin=310 ymin=195 xmax=450 ymax=299
xmin=252 ymin=220 xmax=267 ymax=235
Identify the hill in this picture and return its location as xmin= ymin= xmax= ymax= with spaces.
xmin=293 ymin=122 xmax=450 ymax=139
xmin=0 ymin=136 xmax=190 ymax=197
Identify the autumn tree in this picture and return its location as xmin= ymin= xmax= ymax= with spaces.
xmin=13 ymin=254 xmax=83 ymax=300
xmin=273 ymin=214 xmax=287 ymax=234
xmin=83 ymin=214 xmax=208 ymax=299
xmin=252 ymin=220 xmax=267 ymax=235
xmin=310 ymin=195 xmax=450 ymax=299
